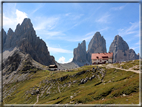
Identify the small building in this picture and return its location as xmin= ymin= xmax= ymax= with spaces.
xmin=48 ymin=64 xmax=58 ymax=71
xmin=91 ymin=52 xmax=113 ymax=64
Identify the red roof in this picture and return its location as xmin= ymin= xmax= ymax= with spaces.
xmin=91 ymin=52 xmax=113 ymax=60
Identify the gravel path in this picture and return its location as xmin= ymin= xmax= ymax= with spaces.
xmin=99 ymin=64 xmax=140 ymax=74
xmin=57 ymin=82 xmax=61 ymax=93
xmin=34 ymin=94 xmax=39 ymax=105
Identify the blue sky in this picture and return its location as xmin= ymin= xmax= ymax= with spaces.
xmin=3 ymin=2 xmax=140 ymax=63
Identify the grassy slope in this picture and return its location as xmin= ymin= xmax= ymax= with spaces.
xmin=3 ymin=60 xmax=139 ymax=104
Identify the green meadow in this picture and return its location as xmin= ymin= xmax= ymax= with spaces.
xmin=3 ymin=60 xmax=140 ymax=104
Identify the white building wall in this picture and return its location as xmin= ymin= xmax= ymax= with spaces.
xmin=92 ymin=58 xmax=113 ymax=64
xmin=108 ymin=58 xmax=113 ymax=63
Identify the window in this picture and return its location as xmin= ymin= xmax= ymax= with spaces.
xmin=102 ymin=56 xmax=108 ymax=58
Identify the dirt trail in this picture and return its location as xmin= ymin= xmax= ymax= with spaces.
xmin=34 ymin=94 xmax=39 ymax=105
xmin=57 ymin=82 xmax=61 ymax=93
xmin=98 ymin=64 xmax=140 ymax=74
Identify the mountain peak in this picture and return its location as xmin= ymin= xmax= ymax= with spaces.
xmin=8 ymin=28 xmax=13 ymax=32
xmin=2 ymin=18 xmax=55 ymax=66
xmin=108 ymin=35 xmax=139 ymax=62
xmin=94 ymin=32 xmax=101 ymax=37
xmin=88 ymin=32 xmax=106 ymax=53
xmin=16 ymin=23 xmax=20 ymax=28
xmin=15 ymin=23 xmax=21 ymax=34
xmin=114 ymin=35 xmax=123 ymax=41
xmin=82 ymin=40 xmax=86 ymax=43
xmin=73 ymin=40 xmax=87 ymax=63
xmin=95 ymin=31 xmax=101 ymax=34
xmin=7 ymin=28 xmax=14 ymax=35
xmin=20 ymin=18 xmax=33 ymax=29
xmin=22 ymin=18 xmax=31 ymax=24
xmin=81 ymin=40 xmax=86 ymax=50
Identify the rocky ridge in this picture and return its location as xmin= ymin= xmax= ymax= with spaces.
xmin=2 ymin=18 xmax=55 ymax=66
xmin=2 ymin=18 xmax=139 ymax=68
xmin=109 ymin=35 xmax=139 ymax=62
xmin=73 ymin=33 xmax=139 ymax=64
xmin=73 ymin=40 xmax=87 ymax=63
xmin=2 ymin=50 xmax=48 ymax=84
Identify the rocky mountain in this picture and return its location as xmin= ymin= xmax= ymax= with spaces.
xmin=73 ymin=40 xmax=87 ymax=63
xmin=87 ymin=32 xmax=107 ymax=63
xmin=87 ymin=32 xmax=107 ymax=54
xmin=128 ymin=49 xmax=139 ymax=60
xmin=109 ymin=35 xmax=139 ymax=62
xmin=72 ymin=32 xmax=138 ymax=64
xmin=2 ymin=50 xmax=48 ymax=84
xmin=2 ymin=18 xmax=55 ymax=66
xmin=72 ymin=32 xmax=107 ymax=64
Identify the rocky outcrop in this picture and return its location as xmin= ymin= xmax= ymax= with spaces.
xmin=87 ymin=32 xmax=107 ymax=53
xmin=0 ymin=29 xmax=7 ymax=53
xmin=87 ymin=32 xmax=107 ymax=63
xmin=73 ymin=40 xmax=87 ymax=63
xmin=2 ymin=50 xmax=22 ymax=75
xmin=128 ymin=49 xmax=139 ymax=60
xmin=2 ymin=18 xmax=55 ymax=66
xmin=2 ymin=50 xmax=49 ymax=84
xmin=109 ymin=35 xmax=129 ymax=53
xmin=2 ymin=51 xmax=44 ymax=75
xmin=2 ymin=29 xmax=7 ymax=45
xmin=109 ymin=35 xmax=139 ymax=62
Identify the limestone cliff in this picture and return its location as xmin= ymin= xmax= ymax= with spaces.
xmin=2 ymin=18 xmax=55 ymax=66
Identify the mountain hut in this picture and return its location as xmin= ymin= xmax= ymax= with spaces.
xmin=49 ymin=64 xmax=58 ymax=71
xmin=91 ymin=52 xmax=113 ymax=64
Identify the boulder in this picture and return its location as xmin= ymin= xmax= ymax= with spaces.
xmin=60 ymin=75 xmax=68 ymax=81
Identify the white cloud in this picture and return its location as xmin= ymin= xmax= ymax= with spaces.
xmin=62 ymin=31 xmax=94 ymax=42
xmin=58 ymin=57 xmax=73 ymax=64
xmin=130 ymin=46 xmax=139 ymax=50
xmin=65 ymin=13 xmax=71 ymax=16
xmin=82 ymin=32 xmax=95 ymax=41
xmin=3 ymin=15 xmax=15 ymax=27
xmin=135 ymin=41 xmax=140 ymax=45
xmin=96 ymin=13 xmax=110 ymax=23
xmin=36 ymin=30 xmax=65 ymax=41
xmin=45 ymin=31 xmax=64 ymax=37
xmin=48 ymin=47 xmax=72 ymax=53
xmin=58 ymin=56 xmax=65 ymax=63
xmin=34 ymin=17 xmax=59 ymax=31
xmin=118 ymin=22 xmax=139 ymax=36
xmin=99 ymin=27 xmax=109 ymax=32
xmin=82 ymin=27 xmax=109 ymax=41
xmin=63 ymin=13 xmax=85 ymax=29
xmin=32 ymin=4 xmax=44 ymax=14
xmin=72 ymin=14 xmax=84 ymax=20
xmin=3 ymin=9 xmax=28 ymax=31
xmin=62 ymin=32 xmax=93 ymax=42
xmin=69 ymin=58 xmax=73 ymax=62
xmin=16 ymin=9 xmax=28 ymax=24
xmin=111 ymin=4 xmax=126 ymax=11
xmin=39 ymin=30 xmax=65 ymax=38
xmin=65 ymin=27 xmax=109 ymax=42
